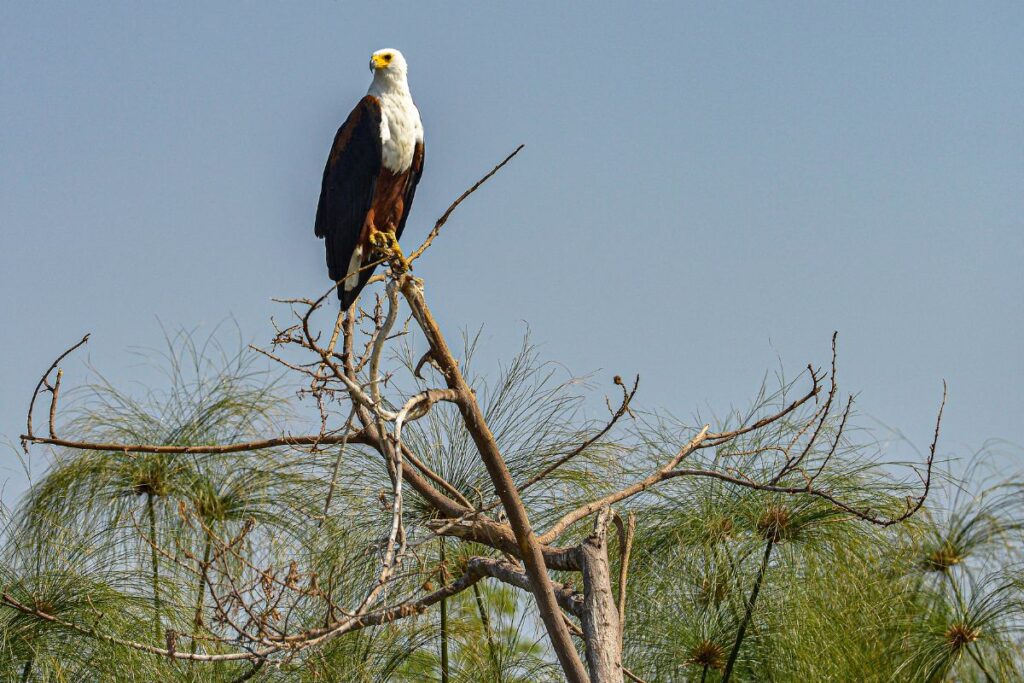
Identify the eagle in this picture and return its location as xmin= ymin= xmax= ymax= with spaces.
xmin=315 ymin=49 xmax=425 ymax=308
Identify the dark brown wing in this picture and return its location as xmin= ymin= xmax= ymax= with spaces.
xmin=314 ymin=96 xmax=382 ymax=286
xmin=394 ymin=140 xmax=425 ymax=242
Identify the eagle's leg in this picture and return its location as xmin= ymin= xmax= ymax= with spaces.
xmin=369 ymin=230 xmax=410 ymax=273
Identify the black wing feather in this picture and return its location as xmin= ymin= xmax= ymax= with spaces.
xmin=314 ymin=96 xmax=383 ymax=289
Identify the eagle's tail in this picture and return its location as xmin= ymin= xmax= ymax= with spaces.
xmin=338 ymin=284 xmax=358 ymax=309
xmin=337 ymin=245 xmax=368 ymax=308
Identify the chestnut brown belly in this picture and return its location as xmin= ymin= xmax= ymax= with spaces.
xmin=359 ymin=168 xmax=410 ymax=248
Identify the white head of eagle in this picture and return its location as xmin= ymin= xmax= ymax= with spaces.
xmin=314 ymin=48 xmax=425 ymax=308
xmin=369 ymin=48 xmax=408 ymax=79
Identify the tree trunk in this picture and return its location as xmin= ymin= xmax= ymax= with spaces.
xmin=722 ymin=537 xmax=774 ymax=682
xmin=578 ymin=508 xmax=623 ymax=683
xmin=190 ymin=535 xmax=213 ymax=654
xmin=440 ymin=538 xmax=450 ymax=683
xmin=402 ymin=280 xmax=590 ymax=683
xmin=472 ymin=582 xmax=501 ymax=675
xmin=146 ymin=491 xmax=161 ymax=641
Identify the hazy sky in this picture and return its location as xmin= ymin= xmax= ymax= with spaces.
xmin=2 ymin=2 xmax=1022 ymax=503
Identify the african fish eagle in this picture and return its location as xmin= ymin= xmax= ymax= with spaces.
xmin=315 ymin=48 xmax=425 ymax=308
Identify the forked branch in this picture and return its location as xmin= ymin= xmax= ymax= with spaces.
xmin=13 ymin=145 xmax=945 ymax=683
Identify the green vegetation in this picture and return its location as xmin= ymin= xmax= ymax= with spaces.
xmin=3 ymin=331 xmax=1021 ymax=681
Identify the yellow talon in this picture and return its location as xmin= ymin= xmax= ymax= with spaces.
xmin=369 ymin=230 xmax=389 ymax=250
xmin=389 ymin=238 xmax=406 ymax=260
xmin=369 ymin=231 xmax=409 ymax=272
xmin=390 ymin=242 xmax=410 ymax=273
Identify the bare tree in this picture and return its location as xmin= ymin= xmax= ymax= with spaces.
xmin=14 ymin=147 xmax=944 ymax=683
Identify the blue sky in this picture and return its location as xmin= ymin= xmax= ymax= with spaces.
xmin=2 ymin=2 xmax=1022 ymax=502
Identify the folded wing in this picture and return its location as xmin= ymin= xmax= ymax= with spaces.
xmin=314 ymin=96 xmax=383 ymax=289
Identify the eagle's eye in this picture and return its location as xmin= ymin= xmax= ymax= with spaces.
xmin=384 ymin=54 xmax=393 ymax=62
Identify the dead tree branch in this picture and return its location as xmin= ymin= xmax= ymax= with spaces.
xmin=408 ymin=144 xmax=525 ymax=264
xmin=12 ymin=146 xmax=945 ymax=683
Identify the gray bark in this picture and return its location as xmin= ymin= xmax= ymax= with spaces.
xmin=578 ymin=508 xmax=623 ymax=683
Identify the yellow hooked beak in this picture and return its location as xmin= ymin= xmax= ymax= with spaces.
xmin=370 ymin=53 xmax=390 ymax=71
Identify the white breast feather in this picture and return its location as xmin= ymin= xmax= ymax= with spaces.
xmin=368 ymin=74 xmax=422 ymax=173
xmin=377 ymin=95 xmax=421 ymax=172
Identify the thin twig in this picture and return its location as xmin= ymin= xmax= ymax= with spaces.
xmin=21 ymin=431 xmax=368 ymax=455
xmin=25 ymin=333 xmax=89 ymax=442
xmin=520 ymin=375 xmax=638 ymax=492
xmin=320 ymin=406 xmax=357 ymax=527
xmin=613 ymin=511 xmax=636 ymax=651
xmin=48 ymin=369 xmax=63 ymax=438
xmin=408 ymin=145 xmax=525 ymax=263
